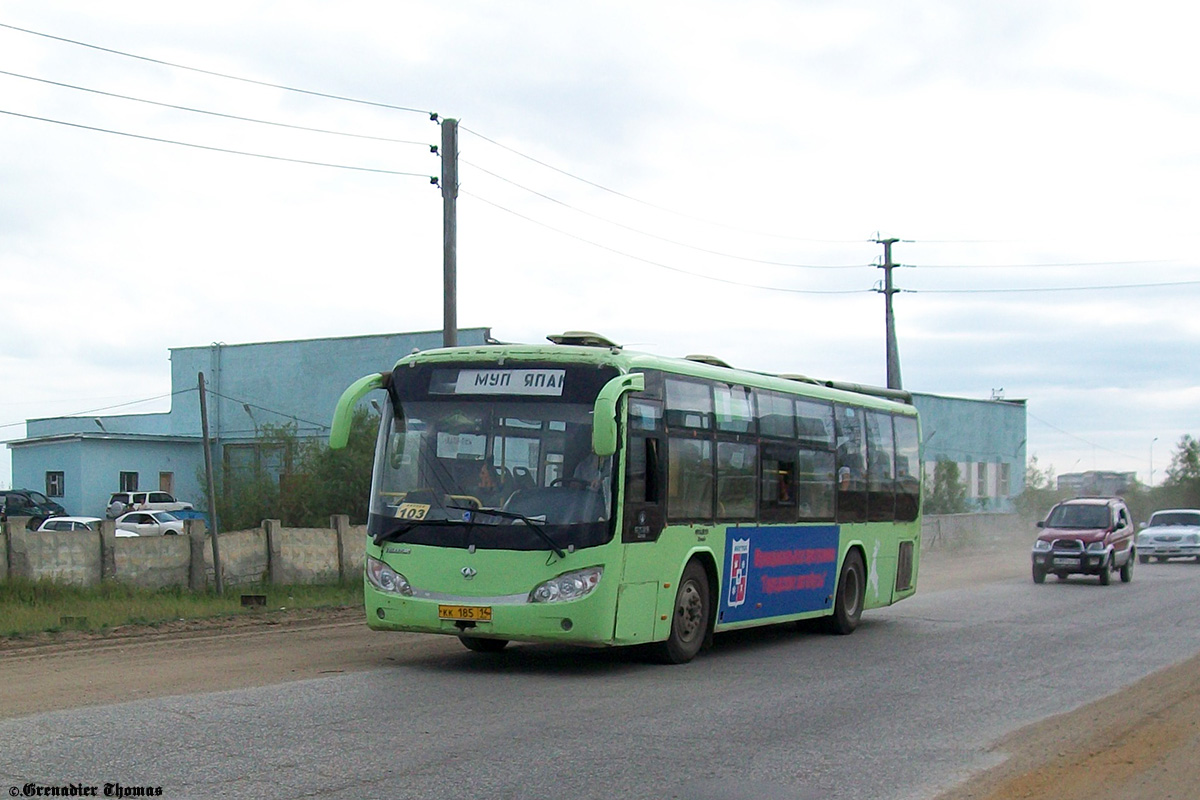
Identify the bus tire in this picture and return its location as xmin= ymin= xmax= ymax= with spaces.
xmin=826 ymin=549 xmax=865 ymax=635
xmin=654 ymin=560 xmax=710 ymax=664
xmin=459 ymin=636 xmax=509 ymax=653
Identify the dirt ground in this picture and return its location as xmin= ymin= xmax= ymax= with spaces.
xmin=4 ymin=543 xmax=1200 ymax=800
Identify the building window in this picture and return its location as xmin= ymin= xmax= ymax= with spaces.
xmin=976 ymin=462 xmax=988 ymax=497
xmin=119 ymin=471 xmax=139 ymax=492
xmin=46 ymin=472 xmax=64 ymax=497
xmin=998 ymin=462 xmax=1011 ymax=496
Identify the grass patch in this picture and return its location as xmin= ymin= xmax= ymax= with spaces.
xmin=0 ymin=578 xmax=363 ymax=638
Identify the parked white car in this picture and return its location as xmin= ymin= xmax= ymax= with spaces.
xmin=1136 ymin=509 xmax=1200 ymax=563
xmin=36 ymin=516 xmax=140 ymax=537
xmin=114 ymin=510 xmax=185 ymax=536
xmin=106 ymin=491 xmax=194 ymax=519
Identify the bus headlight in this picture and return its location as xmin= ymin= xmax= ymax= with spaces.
xmin=366 ymin=556 xmax=413 ymax=596
xmin=529 ymin=567 xmax=603 ymax=603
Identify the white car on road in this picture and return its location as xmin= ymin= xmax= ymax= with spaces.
xmin=1137 ymin=509 xmax=1200 ymax=563
xmin=114 ymin=510 xmax=185 ymax=536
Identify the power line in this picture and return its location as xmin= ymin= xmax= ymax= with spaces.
xmin=909 ymin=260 xmax=1179 ymax=269
xmin=462 ymin=189 xmax=872 ymax=295
xmin=910 ymin=280 xmax=1200 ymax=294
xmin=0 ymin=108 xmax=438 ymax=178
xmin=0 ymin=390 xmax=189 ymax=432
xmin=1027 ymin=411 xmax=1139 ymax=462
xmin=0 ymin=21 xmax=435 ymax=117
xmin=205 ymin=389 xmax=330 ymax=430
xmin=0 ymin=68 xmax=434 ymax=146
xmin=461 ymin=159 xmax=871 ymax=270
xmin=460 ymin=124 xmax=867 ymax=245
xmin=1 ymin=387 xmax=330 ymax=438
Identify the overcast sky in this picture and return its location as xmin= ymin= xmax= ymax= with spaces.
xmin=1 ymin=1 xmax=1196 ymax=490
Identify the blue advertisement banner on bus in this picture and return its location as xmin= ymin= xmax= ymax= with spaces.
xmin=720 ymin=525 xmax=839 ymax=624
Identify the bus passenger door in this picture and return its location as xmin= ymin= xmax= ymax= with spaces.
xmin=623 ymin=433 xmax=665 ymax=543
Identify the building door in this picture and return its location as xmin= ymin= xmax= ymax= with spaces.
xmin=159 ymin=472 xmax=174 ymax=494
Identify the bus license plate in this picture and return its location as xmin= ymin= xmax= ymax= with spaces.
xmin=438 ymin=605 xmax=492 ymax=622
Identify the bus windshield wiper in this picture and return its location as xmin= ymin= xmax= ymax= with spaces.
xmin=373 ymin=518 xmax=471 ymax=546
xmin=449 ymin=505 xmax=566 ymax=559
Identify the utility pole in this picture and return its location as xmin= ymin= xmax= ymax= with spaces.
xmin=441 ymin=118 xmax=458 ymax=348
xmin=875 ymin=237 xmax=903 ymax=391
xmin=197 ymin=372 xmax=223 ymax=594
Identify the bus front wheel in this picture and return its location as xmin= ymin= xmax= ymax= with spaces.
xmin=826 ymin=549 xmax=865 ymax=635
xmin=654 ymin=560 xmax=710 ymax=664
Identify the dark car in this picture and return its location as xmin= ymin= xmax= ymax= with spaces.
xmin=1 ymin=489 xmax=66 ymax=520
xmin=1031 ymin=496 xmax=1135 ymax=585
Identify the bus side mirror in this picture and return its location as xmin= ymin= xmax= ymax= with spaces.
xmin=330 ymin=372 xmax=389 ymax=449
xmin=592 ymin=373 xmax=645 ymax=457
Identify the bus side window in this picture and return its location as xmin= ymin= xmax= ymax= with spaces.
xmin=893 ymin=415 xmax=921 ymax=521
xmin=717 ymin=441 xmax=757 ymax=520
xmin=835 ymin=405 xmax=867 ymax=523
xmin=866 ymin=410 xmax=896 ymax=522
xmin=797 ymin=448 xmax=835 ymax=521
xmin=667 ymin=437 xmax=714 ymax=523
xmin=760 ymin=442 xmax=798 ymax=523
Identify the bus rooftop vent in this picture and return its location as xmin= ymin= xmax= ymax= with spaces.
xmin=684 ymin=354 xmax=733 ymax=369
xmin=779 ymin=373 xmax=820 ymax=385
xmin=546 ymin=331 xmax=622 ymax=349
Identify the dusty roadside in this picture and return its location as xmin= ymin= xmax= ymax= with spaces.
xmin=3 ymin=542 xmax=1200 ymax=800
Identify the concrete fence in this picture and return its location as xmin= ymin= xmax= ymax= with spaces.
xmin=0 ymin=516 xmax=366 ymax=590
xmin=2 ymin=512 xmax=1025 ymax=590
xmin=921 ymin=512 xmax=1029 ymax=551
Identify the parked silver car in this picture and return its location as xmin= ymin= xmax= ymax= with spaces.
xmin=1136 ymin=509 xmax=1200 ymax=563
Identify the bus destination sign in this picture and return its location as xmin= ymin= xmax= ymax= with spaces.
xmin=453 ymin=369 xmax=566 ymax=396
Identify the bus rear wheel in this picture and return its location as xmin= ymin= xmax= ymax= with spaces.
xmin=826 ymin=549 xmax=865 ymax=635
xmin=459 ymin=636 xmax=509 ymax=653
xmin=654 ymin=560 xmax=710 ymax=664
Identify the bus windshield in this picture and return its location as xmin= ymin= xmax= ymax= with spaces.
xmin=367 ymin=363 xmax=620 ymax=552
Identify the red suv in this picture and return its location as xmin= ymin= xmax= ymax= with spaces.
xmin=1031 ymin=497 xmax=1135 ymax=585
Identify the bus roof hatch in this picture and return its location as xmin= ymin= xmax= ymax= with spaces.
xmin=546 ymin=331 xmax=623 ymax=349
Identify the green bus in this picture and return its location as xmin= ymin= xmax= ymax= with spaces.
xmin=330 ymin=332 xmax=922 ymax=663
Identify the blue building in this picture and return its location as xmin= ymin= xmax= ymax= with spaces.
xmin=8 ymin=327 xmax=1025 ymax=516
xmin=913 ymin=392 xmax=1027 ymax=510
xmin=8 ymin=328 xmax=493 ymax=518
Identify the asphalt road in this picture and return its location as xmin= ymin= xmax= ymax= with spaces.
xmin=4 ymin=562 xmax=1200 ymax=800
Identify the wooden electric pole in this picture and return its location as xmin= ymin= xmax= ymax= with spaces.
xmin=197 ymin=372 xmax=224 ymax=593
xmin=441 ymin=118 xmax=458 ymax=348
xmin=876 ymin=237 xmax=904 ymax=391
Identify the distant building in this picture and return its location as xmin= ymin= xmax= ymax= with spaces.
xmin=1057 ymin=471 xmax=1137 ymax=497
xmin=9 ymin=328 xmax=1028 ymax=516
xmin=8 ymin=329 xmax=493 ymax=517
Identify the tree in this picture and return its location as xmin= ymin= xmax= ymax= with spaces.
xmin=209 ymin=409 xmax=379 ymax=529
xmin=1013 ymin=454 xmax=1063 ymax=519
xmin=1165 ymin=435 xmax=1200 ymax=486
xmin=1153 ymin=435 xmax=1200 ymax=511
xmin=285 ymin=407 xmax=378 ymax=526
xmin=925 ymin=458 xmax=969 ymax=514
